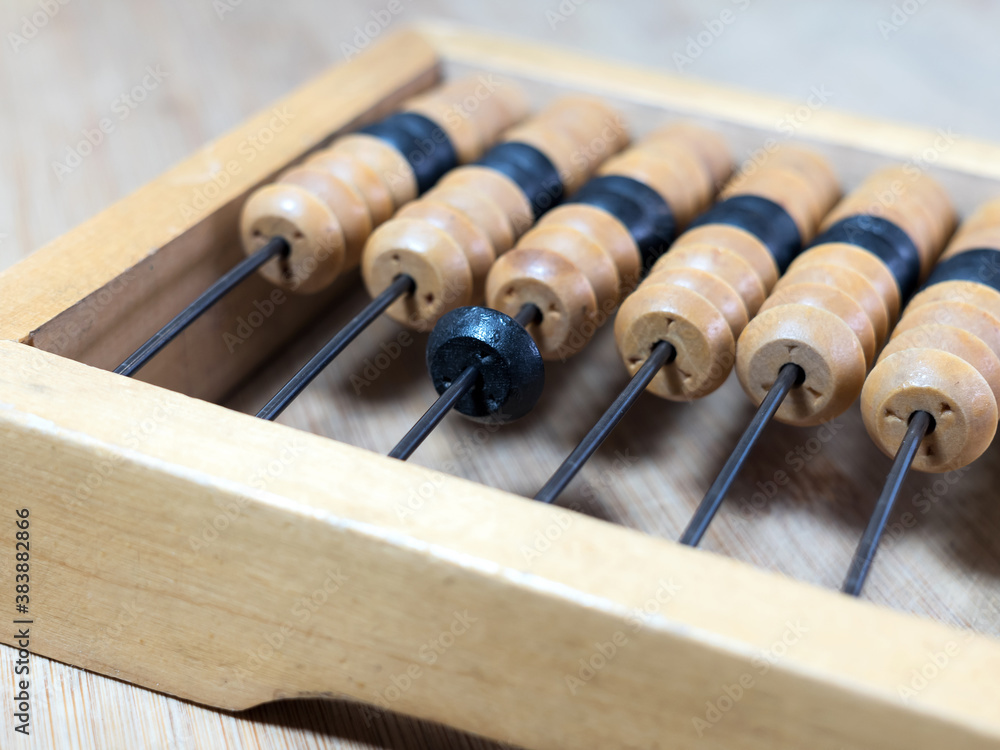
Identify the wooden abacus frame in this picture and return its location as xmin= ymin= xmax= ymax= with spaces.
xmin=2 ymin=23 xmax=1000 ymax=750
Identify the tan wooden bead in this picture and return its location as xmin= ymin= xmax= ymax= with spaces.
xmin=615 ymin=282 xmax=735 ymax=400
xmin=424 ymin=184 xmax=515 ymax=256
xmin=642 ymin=266 xmax=749 ymax=336
xmin=486 ymin=248 xmax=597 ymax=361
xmin=328 ymin=134 xmax=418 ymax=210
xmin=785 ymin=242 xmax=901 ymax=323
xmin=670 ymin=224 xmax=779 ymax=292
xmin=891 ymin=301 xmax=1000 ymax=362
xmin=438 ymin=166 xmax=534 ymax=241
xmin=412 ymin=77 xmax=530 ymax=148
xmin=904 ymin=280 xmax=1000 ymax=324
xmin=861 ymin=348 xmax=997 ymax=473
xmin=655 ymin=242 xmax=767 ymax=316
xmin=736 ymin=304 xmax=867 ymax=426
xmin=361 ymin=218 xmax=474 ymax=332
xmin=759 ymin=146 xmax=842 ymax=212
xmin=956 ymin=197 xmax=1000 ymax=235
xmin=776 ymin=263 xmax=890 ymax=348
xmin=277 ymin=166 xmax=372 ymax=269
xmin=879 ymin=325 xmax=1000 ymax=404
xmin=644 ymin=122 xmax=733 ymax=188
xmin=304 ymin=148 xmax=396 ymax=226
xmin=506 ymin=224 xmax=620 ymax=314
xmin=394 ymin=199 xmax=495 ymax=302
xmin=239 ymin=184 xmax=346 ymax=295
xmin=757 ymin=281 xmax=876 ymax=367
xmin=503 ymin=124 xmax=589 ymax=194
xmin=538 ymin=204 xmax=640 ymax=292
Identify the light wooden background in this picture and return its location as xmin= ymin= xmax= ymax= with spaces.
xmin=3 ymin=1 xmax=1000 ymax=749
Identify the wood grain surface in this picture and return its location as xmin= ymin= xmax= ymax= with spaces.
xmin=3 ymin=2 xmax=1000 ymax=749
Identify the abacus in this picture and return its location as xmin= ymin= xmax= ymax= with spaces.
xmin=2 ymin=24 xmax=1000 ymax=750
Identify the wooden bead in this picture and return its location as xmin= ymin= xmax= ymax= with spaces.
xmin=486 ymin=248 xmax=597 ymax=361
xmin=394 ymin=199 xmax=495 ymax=302
xmin=404 ymin=95 xmax=484 ymax=164
xmin=507 ymin=224 xmax=620 ymax=317
xmin=757 ymin=146 xmax=842 ymax=213
xmin=724 ymin=167 xmax=821 ymax=241
xmin=599 ymin=146 xmax=710 ymax=228
xmin=304 ymin=148 xmax=396 ymax=226
xmin=905 ymin=280 xmax=1000 ymax=324
xmin=642 ymin=266 xmax=749 ymax=335
xmin=776 ymin=264 xmax=889 ymax=348
xmin=785 ymin=242 xmax=901 ymax=323
xmin=655 ymin=243 xmax=767 ymax=316
xmin=643 ymin=122 xmax=733 ymax=188
xmin=891 ymin=300 xmax=1000 ymax=362
xmin=736 ymin=304 xmax=867 ymax=426
xmin=941 ymin=224 xmax=1000 ymax=260
xmin=615 ymin=282 xmax=735 ymax=400
xmin=361 ymin=218 xmax=474 ymax=331
xmin=670 ymin=224 xmax=778 ymax=291
xmin=407 ymin=76 xmax=530 ymax=150
xmin=438 ymin=166 xmax=534 ymax=240
xmin=240 ymin=184 xmax=346 ymax=295
xmin=277 ymin=166 xmax=372 ymax=268
xmin=538 ymin=204 xmax=640 ymax=292
xmin=862 ymin=348 xmax=997 ymax=473
xmin=364 ymin=98 xmax=627 ymax=330
xmin=327 ymin=134 xmax=418 ymax=209
xmin=758 ymin=281 xmax=876 ymax=367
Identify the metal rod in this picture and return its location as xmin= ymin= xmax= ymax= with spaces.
xmin=841 ymin=410 xmax=932 ymax=597
xmin=679 ymin=362 xmax=804 ymax=547
xmin=116 ymin=237 xmax=288 ymax=377
xmin=256 ymin=274 xmax=415 ymax=421
xmin=534 ymin=340 xmax=676 ymax=504
xmin=388 ymin=303 xmax=540 ymax=461
xmin=389 ymin=365 xmax=479 ymax=460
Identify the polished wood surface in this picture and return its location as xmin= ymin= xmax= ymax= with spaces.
xmin=3 ymin=4 xmax=1000 ymax=749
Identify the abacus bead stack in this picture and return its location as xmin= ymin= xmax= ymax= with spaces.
xmin=862 ymin=198 xmax=1000 ymax=473
xmin=486 ymin=123 xmax=733 ymax=361
xmin=362 ymin=96 xmax=629 ymax=331
xmin=116 ymin=76 xmax=526 ymax=377
xmin=842 ymin=200 xmax=1000 ymax=594
xmin=531 ymin=145 xmax=835 ymax=504
xmin=242 ymin=76 xmax=529 ymax=295
xmin=258 ymin=96 xmax=626 ymax=422
xmin=736 ymin=166 xmax=957 ymax=426
xmin=395 ymin=122 xmax=729 ymax=462
xmin=614 ymin=146 xmax=840 ymax=402
xmin=681 ymin=166 xmax=956 ymax=549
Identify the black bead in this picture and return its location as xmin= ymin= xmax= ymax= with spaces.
xmin=426 ymin=307 xmax=545 ymax=422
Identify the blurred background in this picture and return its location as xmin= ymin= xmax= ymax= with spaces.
xmin=1 ymin=1 xmax=998 ymax=748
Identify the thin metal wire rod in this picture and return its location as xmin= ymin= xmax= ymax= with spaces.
xmin=116 ymin=237 xmax=288 ymax=377
xmin=534 ymin=340 xmax=676 ymax=504
xmin=389 ymin=365 xmax=479 ymax=460
xmin=388 ymin=303 xmax=541 ymax=461
xmin=841 ymin=410 xmax=932 ymax=597
xmin=679 ymin=362 xmax=804 ymax=547
xmin=256 ymin=274 xmax=415 ymax=421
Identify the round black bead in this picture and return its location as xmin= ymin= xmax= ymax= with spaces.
xmin=426 ymin=306 xmax=545 ymax=422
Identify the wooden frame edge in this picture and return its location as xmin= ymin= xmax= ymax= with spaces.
xmin=1 ymin=341 xmax=998 ymax=749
